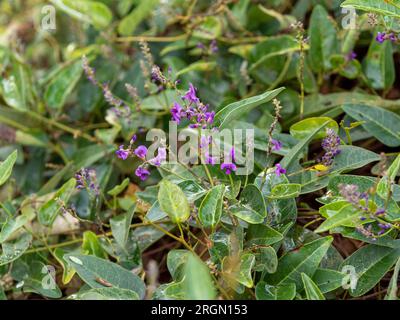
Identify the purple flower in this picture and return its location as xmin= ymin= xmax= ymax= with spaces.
xmin=182 ymin=83 xmax=200 ymax=104
xmin=271 ymin=139 xmax=282 ymax=151
xmin=204 ymin=111 xmax=215 ymax=124
xmin=75 ymin=168 xmax=99 ymax=195
xmin=130 ymin=134 xmax=137 ymax=144
xmin=200 ymin=136 xmax=212 ymax=149
xmin=230 ymin=147 xmax=235 ymax=163
xmin=389 ymin=33 xmax=397 ymax=42
xmin=150 ymin=147 xmax=167 ymax=166
xmin=134 ymin=145 xmax=148 ymax=159
xmin=116 ymin=145 xmax=129 ymax=160
xmin=275 ymin=164 xmax=286 ymax=177
xmin=135 ymin=167 xmax=150 ymax=181
xmin=375 ymin=208 xmax=386 ymax=216
xmin=320 ymin=128 xmax=341 ymax=166
xmin=376 ymin=32 xmax=386 ymax=44
xmin=210 ymin=40 xmax=218 ymax=53
xmin=347 ymin=52 xmax=357 ymax=61
xmin=171 ymin=102 xmax=183 ymax=123
xmin=82 ymin=56 xmax=97 ymax=85
xmin=205 ymin=152 xmax=217 ymax=165
xmin=221 ymin=162 xmax=237 ymax=175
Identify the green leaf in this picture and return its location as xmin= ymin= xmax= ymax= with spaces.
xmin=0 ymin=233 xmax=32 ymax=266
xmin=198 ymin=184 xmax=225 ymax=229
xmin=51 ymin=0 xmax=113 ymax=29
xmin=175 ymin=61 xmax=217 ymax=77
xmin=290 ymin=117 xmax=338 ymax=141
xmin=230 ymin=184 xmax=266 ymax=224
xmin=108 ymin=178 xmax=130 ymax=196
xmin=330 ymin=145 xmax=381 ymax=173
xmin=253 ymin=246 xmax=278 ymax=273
xmin=313 ymin=268 xmax=346 ymax=293
xmin=110 ymin=207 xmax=135 ymax=249
xmin=255 ymin=282 xmax=296 ymax=300
xmin=343 ymin=104 xmax=400 ymax=147
xmin=308 ymin=5 xmax=338 ymax=72
xmin=54 ymin=248 xmax=76 ymax=285
xmin=315 ymin=204 xmax=361 ymax=233
xmin=82 ymin=231 xmax=107 ymax=258
xmin=118 ymin=0 xmax=159 ymax=36
xmin=301 ymin=273 xmax=325 ymax=300
xmin=264 ymin=236 xmax=333 ymax=290
xmin=246 ymin=224 xmax=283 ymax=247
xmin=158 ymin=179 xmax=190 ymax=223
xmin=38 ymin=178 xmax=76 ymax=226
xmin=192 ymin=16 xmax=222 ymax=40
xmin=223 ymin=252 xmax=256 ymax=288
xmin=385 ymin=257 xmax=400 ymax=300
xmin=183 ymin=253 xmax=216 ymax=300
xmin=340 ymin=245 xmax=400 ymax=297
xmin=22 ymin=261 xmax=62 ymax=299
xmin=65 ymin=254 xmax=146 ymax=298
xmin=269 ymin=183 xmax=301 ymax=199
xmin=363 ymin=35 xmax=395 ymax=90
xmin=0 ymin=209 xmax=35 ymax=244
xmin=0 ymin=150 xmax=17 ymax=187
xmin=214 ymin=88 xmax=285 ymax=129
xmin=71 ymin=287 xmax=139 ymax=300
xmin=281 ymin=119 xmax=331 ymax=172
xmin=377 ymin=154 xmax=400 ymax=199
xmin=44 ymin=60 xmax=83 ymax=110
xmin=341 ymin=0 xmax=400 ymax=18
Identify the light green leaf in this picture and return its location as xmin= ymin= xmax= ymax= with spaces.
xmin=377 ymin=154 xmax=400 ymax=199
xmin=281 ymin=119 xmax=331 ymax=172
xmin=51 ymin=0 xmax=113 ymax=29
xmin=118 ymin=0 xmax=159 ymax=36
xmin=0 ymin=150 xmax=17 ymax=187
xmin=183 ymin=253 xmax=216 ymax=300
xmin=82 ymin=231 xmax=107 ymax=258
xmin=301 ymin=272 xmax=325 ymax=300
xmin=0 ymin=210 xmax=35 ymax=244
xmin=308 ymin=5 xmax=339 ymax=72
xmin=230 ymin=184 xmax=266 ymax=224
xmin=315 ymin=204 xmax=360 ymax=233
xmin=313 ymin=268 xmax=346 ymax=293
xmin=264 ymin=236 xmax=333 ymax=290
xmin=341 ymin=0 xmax=400 ymax=18
xmin=158 ymin=179 xmax=190 ymax=223
xmin=215 ymin=87 xmax=285 ymax=129
xmin=340 ymin=245 xmax=400 ymax=297
xmin=269 ymin=183 xmax=301 ymax=199
xmin=198 ymin=184 xmax=225 ymax=229
xmin=108 ymin=178 xmax=130 ymax=196
xmin=290 ymin=117 xmax=338 ymax=141
xmin=385 ymin=257 xmax=400 ymax=300
xmin=110 ymin=207 xmax=135 ymax=249
xmin=38 ymin=178 xmax=76 ymax=226
xmin=44 ymin=60 xmax=83 ymax=110
xmin=0 ymin=233 xmax=32 ymax=266
xmin=343 ymin=104 xmax=400 ymax=147
xmin=65 ymin=254 xmax=146 ymax=298
xmin=71 ymin=287 xmax=139 ymax=300
xmin=54 ymin=248 xmax=76 ymax=285
xmin=363 ymin=35 xmax=395 ymax=90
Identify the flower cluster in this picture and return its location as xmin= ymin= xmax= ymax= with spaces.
xmin=197 ymin=40 xmax=219 ymax=55
xmin=319 ymin=128 xmax=341 ymax=166
xmin=170 ymin=83 xmax=215 ymax=129
xmin=338 ymin=184 xmax=391 ymax=238
xmin=376 ymin=32 xmax=397 ymax=44
xmin=75 ymin=168 xmax=100 ymax=195
xmin=116 ymin=134 xmax=167 ymax=181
